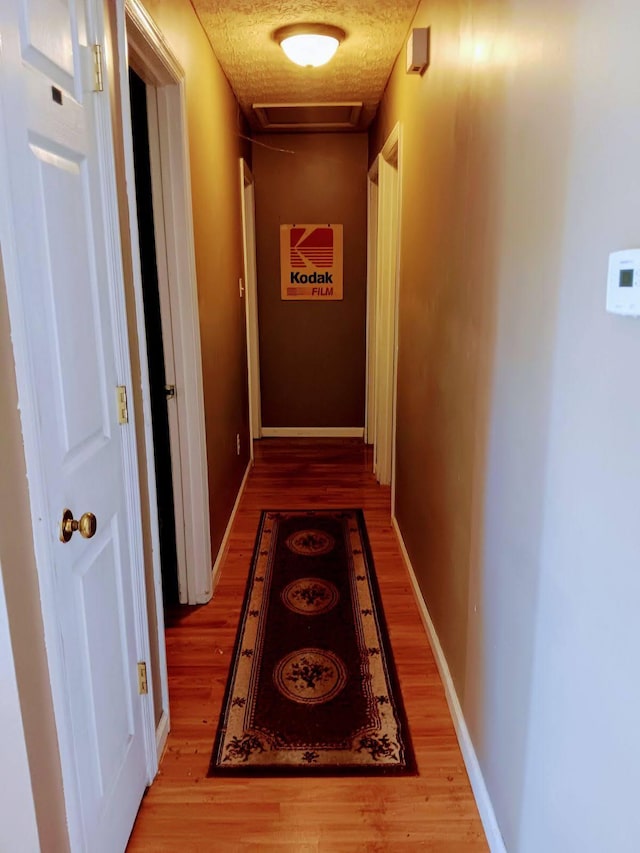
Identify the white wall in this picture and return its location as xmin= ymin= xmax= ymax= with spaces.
xmin=462 ymin=3 xmax=577 ymax=845
xmin=377 ymin=0 xmax=640 ymax=845
xmin=517 ymin=3 xmax=640 ymax=848
xmin=468 ymin=0 xmax=640 ymax=849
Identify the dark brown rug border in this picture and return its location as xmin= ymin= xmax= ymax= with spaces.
xmin=207 ymin=509 xmax=417 ymax=777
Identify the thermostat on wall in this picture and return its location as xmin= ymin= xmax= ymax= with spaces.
xmin=406 ymin=27 xmax=430 ymax=74
xmin=607 ymin=249 xmax=640 ymax=316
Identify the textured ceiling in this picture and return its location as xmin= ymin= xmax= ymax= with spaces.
xmin=190 ymin=0 xmax=420 ymax=131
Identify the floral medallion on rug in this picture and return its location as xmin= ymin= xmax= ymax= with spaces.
xmin=208 ymin=509 xmax=416 ymax=776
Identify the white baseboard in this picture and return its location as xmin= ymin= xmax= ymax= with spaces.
xmin=155 ymin=708 xmax=170 ymax=765
xmin=261 ymin=427 xmax=364 ymax=438
xmin=392 ymin=517 xmax=506 ymax=853
xmin=207 ymin=459 xmax=252 ymax=596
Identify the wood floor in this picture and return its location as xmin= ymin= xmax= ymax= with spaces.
xmin=127 ymin=439 xmax=487 ymax=851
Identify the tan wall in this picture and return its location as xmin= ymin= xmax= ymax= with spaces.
xmin=140 ymin=0 xmax=250 ymax=552
xmin=253 ymin=134 xmax=368 ymax=428
xmin=373 ymin=0 xmax=640 ymax=848
xmin=372 ymin=0 xmax=514 ymax=696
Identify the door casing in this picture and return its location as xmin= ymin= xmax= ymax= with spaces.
xmin=366 ymin=161 xmax=380 ymax=446
xmin=240 ymin=158 xmax=262 ymax=453
xmin=367 ymin=123 xmax=402 ymax=506
xmin=120 ymin=0 xmax=213 ymax=619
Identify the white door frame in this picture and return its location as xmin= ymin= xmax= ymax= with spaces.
xmin=369 ymin=123 xmax=402 ymax=497
xmin=119 ymin=0 xmax=213 ymax=611
xmin=240 ymin=159 xmax=262 ymax=454
xmin=365 ymin=160 xmax=379 ymax=446
xmin=0 ymin=0 xmax=158 ymax=845
xmin=145 ymin=82 xmax=190 ymax=609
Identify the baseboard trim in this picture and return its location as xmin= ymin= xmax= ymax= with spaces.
xmin=155 ymin=709 xmax=170 ymax=765
xmin=261 ymin=427 xmax=364 ymax=438
xmin=206 ymin=459 xmax=252 ymax=598
xmin=392 ymin=517 xmax=506 ymax=853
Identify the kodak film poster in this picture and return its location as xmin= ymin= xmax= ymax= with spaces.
xmin=280 ymin=224 xmax=343 ymax=301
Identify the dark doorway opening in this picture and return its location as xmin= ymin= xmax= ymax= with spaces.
xmin=129 ymin=67 xmax=180 ymax=606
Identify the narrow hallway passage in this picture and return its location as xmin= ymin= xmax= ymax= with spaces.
xmin=127 ymin=439 xmax=486 ymax=851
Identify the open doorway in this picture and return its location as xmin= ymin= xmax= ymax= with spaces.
xmin=116 ymin=0 xmax=214 ymax=759
xmin=128 ymin=68 xmax=180 ymax=606
xmin=123 ymin=0 xmax=212 ymax=611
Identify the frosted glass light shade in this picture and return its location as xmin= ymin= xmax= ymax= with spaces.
xmin=275 ymin=25 xmax=345 ymax=68
xmin=281 ymin=34 xmax=339 ymax=67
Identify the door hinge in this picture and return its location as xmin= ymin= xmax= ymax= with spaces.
xmin=92 ymin=43 xmax=104 ymax=93
xmin=137 ymin=662 xmax=148 ymax=695
xmin=116 ymin=385 xmax=128 ymax=425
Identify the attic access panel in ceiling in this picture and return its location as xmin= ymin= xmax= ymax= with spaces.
xmin=252 ymin=102 xmax=363 ymax=132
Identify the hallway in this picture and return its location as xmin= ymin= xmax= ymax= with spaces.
xmin=127 ymin=439 xmax=487 ymax=850
xmin=3 ymin=0 xmax=640 ymax=849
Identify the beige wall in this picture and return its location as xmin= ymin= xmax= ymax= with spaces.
xmin=253 ymin=133 xmax=368 ymax=428
xmin=373 ymin=0 xmax=640 ymax=848
xmin=139 ymin=0 xmax=250 ymax=553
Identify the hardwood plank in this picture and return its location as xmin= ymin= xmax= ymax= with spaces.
xmin=128 ymin=439 xmax=487 ymax=851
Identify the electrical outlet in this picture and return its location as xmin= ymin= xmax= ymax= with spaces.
xmin=236 ymin=433 xmax=240 ymax=455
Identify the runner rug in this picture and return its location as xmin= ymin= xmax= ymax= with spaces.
xmin=208 ymin=509 xmax=415 ymax=776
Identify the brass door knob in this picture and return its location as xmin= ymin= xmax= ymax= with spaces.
xmin=60 ymin=508 xmax=97 ymax=543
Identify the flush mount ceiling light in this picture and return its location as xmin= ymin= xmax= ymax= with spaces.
xmin=275 ymin=24 xmax=346 ymax=68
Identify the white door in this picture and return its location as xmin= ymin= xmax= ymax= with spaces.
xmin=0 ymin=1 xmax=152 ymax=850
